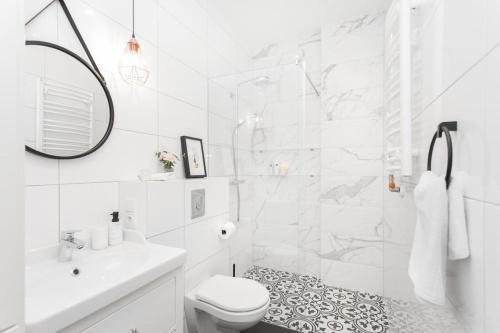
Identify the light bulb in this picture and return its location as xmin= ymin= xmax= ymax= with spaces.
xmin=118 ymin=37 xmax=150 ymax=85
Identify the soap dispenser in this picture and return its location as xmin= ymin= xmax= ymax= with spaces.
xmin=108 ymin=211 xmax=123 ymax=246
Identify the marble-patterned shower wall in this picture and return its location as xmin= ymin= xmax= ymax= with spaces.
xmin=236 ymin=33 xmax=323 ymax=276
xmin=319 ymin=11 xmax=385 ymax=294
xmin=210 ymin=11 xmax=386 ymax=288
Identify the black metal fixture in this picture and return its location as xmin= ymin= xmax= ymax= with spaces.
xmin=427 ymin=121 xmax=458 ymax=189
xmin=24 ymin=0 xmax=114 ymax=160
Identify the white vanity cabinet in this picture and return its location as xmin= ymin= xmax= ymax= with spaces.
xmin=82 ymin=278 xmax=177 ymax=333
xmin=62 ymin=267 xmax=184 ymax=333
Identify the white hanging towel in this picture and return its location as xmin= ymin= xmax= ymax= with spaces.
xmin=447 ymin=171 xmax=469 ymax=260
xmin=409 ymin=171 xmax=448 ymax=305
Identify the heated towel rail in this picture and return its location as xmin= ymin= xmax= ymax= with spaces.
xmin=36 ymin=79 xmax=94 ymax=154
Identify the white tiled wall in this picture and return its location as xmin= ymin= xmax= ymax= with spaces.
xmin=385 ymin=0 xmax=500 ymax=331
xmin=122 ymin=178 xmax=234 ymax=291
xmin=24 ymin=0 xmax=251 ymax=285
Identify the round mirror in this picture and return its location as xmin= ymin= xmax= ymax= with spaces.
xmin=24 ymin=41 xmax=114 ymax=159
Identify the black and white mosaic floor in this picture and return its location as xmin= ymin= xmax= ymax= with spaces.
xmin=243 ymin=266 xmax=464 ymax=333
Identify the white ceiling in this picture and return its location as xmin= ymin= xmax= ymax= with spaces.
xmin=207 ymin=0 xmax=392 ymax=55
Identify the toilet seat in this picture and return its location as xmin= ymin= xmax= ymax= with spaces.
xmin=195 ymin=275 xmax=269 ymax=312
xmin=185 ymin=275 xmax=270 ymax=332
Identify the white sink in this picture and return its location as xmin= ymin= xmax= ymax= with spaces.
xmin=25 ymin=230 xmax=186 ymax=333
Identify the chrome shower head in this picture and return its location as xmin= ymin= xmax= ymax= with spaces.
xmin=253 ymin=75 xmax=272 ymax=87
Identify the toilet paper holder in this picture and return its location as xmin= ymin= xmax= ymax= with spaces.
xmin=218 ymin=222 xmax=236 ymax=239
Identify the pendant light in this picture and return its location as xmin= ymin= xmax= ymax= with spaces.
xmin=118 ymin=0 xmax=150 ymax=85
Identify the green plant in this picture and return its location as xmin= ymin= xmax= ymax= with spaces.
xmin=156 ymin=151 xmax=179 ymax=171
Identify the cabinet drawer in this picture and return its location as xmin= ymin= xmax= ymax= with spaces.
xmin=82 ymin=278 xmax=176 ymax=333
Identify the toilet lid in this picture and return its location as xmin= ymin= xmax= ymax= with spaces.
xmin=195 ymin=275 xmax=269 ymax=312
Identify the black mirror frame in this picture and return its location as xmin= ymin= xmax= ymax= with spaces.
xmin=24 ymin=40 xmax=115 ymax=159
xmin=25 ymin=0 xmax=114 ymax=159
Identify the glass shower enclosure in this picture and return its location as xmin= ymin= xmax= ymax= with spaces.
xmin=209 ymin=51 xmax=322 ymax=278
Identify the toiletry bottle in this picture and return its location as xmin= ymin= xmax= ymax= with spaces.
xmin=108 ymin=211 xmax=123 ymax=246
xmin=91 ymin=223 xmax=109 ymax=250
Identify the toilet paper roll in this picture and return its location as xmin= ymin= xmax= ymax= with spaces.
xmin=218 ymin=222 xmax=236 ymax=240
xmin=91 ymin=225 xmax=109 ymax=250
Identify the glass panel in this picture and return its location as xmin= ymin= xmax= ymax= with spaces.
xmin=209 ymin=54 xmax=321 ymax=278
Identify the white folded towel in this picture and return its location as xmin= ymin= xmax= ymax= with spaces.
xmin=447 ymin=171 xmax=469 ymax=260
xmin=409 ymin=171 xmax=448 ymax=305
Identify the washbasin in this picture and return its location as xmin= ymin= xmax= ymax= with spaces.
xmin=25 ymin=230 xmax=186 ymax=333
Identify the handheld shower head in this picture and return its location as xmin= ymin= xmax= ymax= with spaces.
xmin=235 ymin=113 xmax=261 ymax=129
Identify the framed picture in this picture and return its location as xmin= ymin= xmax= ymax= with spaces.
xmin=180 ymin=136 xmax=207 ymax=178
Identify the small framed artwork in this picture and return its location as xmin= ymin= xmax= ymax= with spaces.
xmin=180 ymin=136 xmax=207 ymax=178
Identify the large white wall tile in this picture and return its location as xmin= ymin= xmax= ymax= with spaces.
xmin=25 ymin=185 xmax=59 ymax=251
xmin=158 ymin=6 xmax=207 ymax=75
xmin=134 ymin=0 xmax=159 ymax=45
xmin=158 ymin=94 xmax=207 ymax=141
xmin=321 ymin=119 xmax=383 ymax=148
xmin=321 ymin=11 xmax=385 ymax=65
xmin=25 ymin=153 xmax=59 ymax=186
xmin=441 ymin=0 xmax=487 ymax=90
xmin=185 ymin=249 xmax=230 ymax=292
xmin=486 ymin=0 xmax=500 ymax=50
xmin=119 ymin=180 xmax=185 ymax=237
xmin=321 ymin=147 xmax=382 ymax=177
xmin=207 ymin=19 xmax=237 ymax=66
xmin=321 ymin=259 xmax=383 ymax=294
xmin=110 ymin=81 xmax=159 ymax=135
xmin=158 ymin=51 xmax=208 ymax=109
xmin=207 ymin=145 xmax=233 ymax=177
xmin=483 ymin=47 xmax=500 ymax=205
xmin=146 ymin=181 xmax=185 ymax=237
xmin=25 ymin=1 xmax=58 ymax=43
xmin=322 ymin=57 xmax=383 ymax=96
xmin=185 ymin=214 xmax=229 ymax=269
xmin=208 ymin=112 xmax=235 ymax=147
xmin=59 ymin=182 xmax=119 ymax=242
xmin=158 ymin=0 xmax=207 ymax=40
xmin=208 ymin=81 xmax=236 ymax=120
xmin=446 ymin=199 xmax=485 ymax=333
xmin=207 ymin=48 xmax=235 ymax=78
xmin=484 ymin=203 xmax=500 ymax=332
xmin=148 ymin=227 xmax=185 ymax=249
xmin=59 ymin=129 xmax=158 ymax=183
xmin=439 ymin=58 xmax=486 ymax=201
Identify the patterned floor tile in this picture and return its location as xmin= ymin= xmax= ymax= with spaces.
xmin=244 ymin=266 xmax=464 ymax=333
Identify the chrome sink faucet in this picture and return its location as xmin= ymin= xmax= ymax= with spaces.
xmin=58 ymin=230 xmax=85 ymax=262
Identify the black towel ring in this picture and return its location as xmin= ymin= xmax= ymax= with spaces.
xmin=427 ymin=121 xmax=458 ymax=189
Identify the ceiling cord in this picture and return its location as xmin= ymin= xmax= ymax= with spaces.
xmin=132 ymin=0 xmax=135 ymax=38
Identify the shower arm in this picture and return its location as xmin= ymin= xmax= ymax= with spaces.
xmin=296 ymin=60 xmax=320 ymax=97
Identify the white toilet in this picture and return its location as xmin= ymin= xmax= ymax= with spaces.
xmin=185 ymin=275 xmax=270 ymax=333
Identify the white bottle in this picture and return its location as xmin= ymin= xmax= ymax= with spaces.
xmin=108 ymin=211 xmax=123 ymax=246
xmin=91 ymin=224 xmax=108 ymax=250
